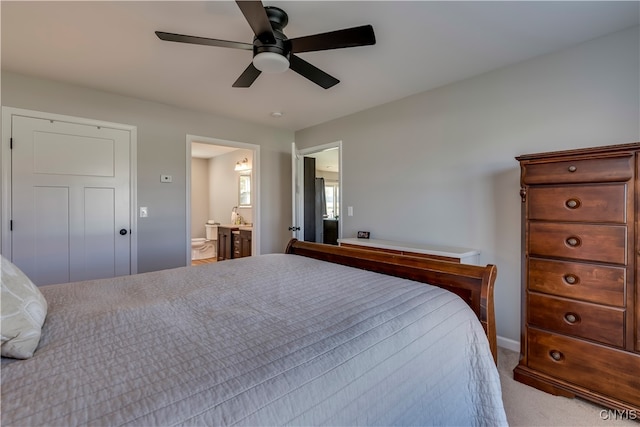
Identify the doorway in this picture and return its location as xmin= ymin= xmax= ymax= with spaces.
xmin=186 ymin=134 xmax=260 ymax=265
xmin=292 ymin=141 xmax=341 ymax=244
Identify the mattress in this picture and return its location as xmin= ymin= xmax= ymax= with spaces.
xmin=1 ymin=253 xmax=507 ymax=426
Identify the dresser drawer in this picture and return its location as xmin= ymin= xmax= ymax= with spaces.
xmin=527 ymin=328 xmax=640 ymax=407
xmin=522 ymin=155 xmax=633 ymax=185
xmin=529 ymin=223 xmax=627 ymax=264
xmin=527 ymin=184 xmax=627 ymax=223
xmin=528 ymin=293 xmax=625 ymax=347
xmin=528 ymin=258 xmax=625 ymax=306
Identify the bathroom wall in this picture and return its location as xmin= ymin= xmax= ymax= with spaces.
xmin=190 ymin=149 xmax=254 ymax=238
xmin=187 ymin=145 xmax=263 ymax=256
xmin=191 ymin=157 xmax=210 ymax=239
xmin=208 ymin=149 xmax=254 ymax=226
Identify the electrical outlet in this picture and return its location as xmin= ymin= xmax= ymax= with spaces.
xmin=160 ymin=175 xmax=172 ymax=183
xmin=140 ymin=207 xmax=148 ymax=218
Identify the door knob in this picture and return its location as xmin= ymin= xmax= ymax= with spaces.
xmin=119 ymin=229 xmax=128 ymax=235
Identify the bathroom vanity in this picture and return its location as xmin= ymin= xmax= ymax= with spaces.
xmin=218 ymin=226 xmax=252 ymax=261
xmin=233 ymin=229 xmax=252 ymax=259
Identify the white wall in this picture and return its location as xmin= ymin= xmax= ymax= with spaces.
xmin=209 ymin=149 xmax=254 ymax=225
xmin=317 ymin=170 xmax=339 ymax=182
xmin=191 ymin=157 xmax=209 ymax=239
xmin=294 ymin=27 xmax=640 ymax=344
xmin=191 ymin=149 xmax=254 ymax=238
xmin=1 ymin=72 xmax=295 ymax=273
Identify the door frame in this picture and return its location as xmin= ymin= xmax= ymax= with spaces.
xmin=185 ymin=134 xmax=261 ymax=265
xmin=292 ymin=140 xmax=342 ymax=242
xmin=1 ymin=107 xmax=139 ymax=274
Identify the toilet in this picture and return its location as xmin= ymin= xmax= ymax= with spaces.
xmin=191 ymin=224 xmax=218 ymax=260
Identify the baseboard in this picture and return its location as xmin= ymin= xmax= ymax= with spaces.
xmin=497 ymin=335 xmax=520 ymax=352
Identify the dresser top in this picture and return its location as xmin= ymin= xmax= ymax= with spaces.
xmin=516 ymin=142 xmax=640 ymax=162
xmin=338 ymin=238 xmax=479 ymax=259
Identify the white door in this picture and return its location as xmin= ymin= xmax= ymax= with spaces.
xmin=11 ymin=115 xmax=131 ymax=286
xmin=291 ymin=142 xmax=303 ymax=240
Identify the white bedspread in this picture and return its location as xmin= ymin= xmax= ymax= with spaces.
xmin=1 ymin=253 xmax=507 ymax=426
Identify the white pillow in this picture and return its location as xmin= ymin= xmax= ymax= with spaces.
xmin=1 ymin=255 xmax=48 ymax=359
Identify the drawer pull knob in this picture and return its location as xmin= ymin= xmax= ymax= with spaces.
xmin=564 ymin=313 xmax=579 ymax=324
xmin=568 ymin=165 xmax=577 ymax=172
xmin=565 ymin=199 xmax=580 ymax=209
xmin=566 ymin=237 xmax=581 ymax=247
xmin=564 ymin=274 xmax=578 ymax=285
xmin=549 ymin=350 xmax=564 ymax=361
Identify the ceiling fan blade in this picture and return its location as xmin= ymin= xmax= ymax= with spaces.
xmin=289 ymin=55 xmax=339 ymax=89
xmin=290 ymin=25 xmax=375 ymax=54
xmin=236 ymin=1 xmax=276 ymax=45
xmin=155 ymin=31 xmax=253 ymax=50
xmin=232 ymin=63 xmax=262 ymax=88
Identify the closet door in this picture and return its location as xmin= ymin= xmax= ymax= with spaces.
xmin=11 ymin=115 xmax=131 ymax=285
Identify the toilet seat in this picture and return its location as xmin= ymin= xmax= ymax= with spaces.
xmin=191 ymin=237 xmax=207 ymax=247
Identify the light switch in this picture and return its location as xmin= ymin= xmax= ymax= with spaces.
xmin=140 ymin=207 xmax=148 ymax=218
xmin=161 ymin=175 xmax=172 ymax=183
xmin=348 ymin=206 xmax=353 ymax=216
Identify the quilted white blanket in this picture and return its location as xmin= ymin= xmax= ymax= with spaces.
xmin=1 ymin=253 xmax=507 ymax=426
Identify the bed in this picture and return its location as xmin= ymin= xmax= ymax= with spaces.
xmin=1 ymin=239 xmax=507 ymax=426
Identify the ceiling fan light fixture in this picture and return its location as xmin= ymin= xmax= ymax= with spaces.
xmin=253 ymin=52 xmax=289 ymax=73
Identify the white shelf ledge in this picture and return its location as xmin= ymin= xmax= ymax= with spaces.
xmin=338 ymin=238 xmax=480 ymax=265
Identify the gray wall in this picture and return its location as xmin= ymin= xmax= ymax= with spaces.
xmin=1 ymin=72 xmax=295 ymax=273
xmin=294 ymin=26 xmax=640 ymax=344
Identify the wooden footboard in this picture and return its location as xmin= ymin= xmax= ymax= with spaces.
xmin=286 ymin=239 xmax=498 ymax=363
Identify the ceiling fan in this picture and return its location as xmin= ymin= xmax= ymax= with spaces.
xmin=155 ymin=0 xmax=376 ymax=89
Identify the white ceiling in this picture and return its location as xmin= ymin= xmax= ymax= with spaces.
xmin=191 ymin=142 xmax=239 ymax=159
xmin=307 ymin=147 xmax=339 ymax=173
xmin=2 ymin=1 xmax=638 ymax=131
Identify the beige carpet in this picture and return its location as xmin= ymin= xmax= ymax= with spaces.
xmin=498 ymin=347 xmax=638 ymax=426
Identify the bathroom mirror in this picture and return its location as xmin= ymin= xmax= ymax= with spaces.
xmin=239 ymin=173 xmax=251 ymax=207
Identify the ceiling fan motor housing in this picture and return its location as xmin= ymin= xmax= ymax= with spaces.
xmin=253 ymin=7 xmax=291 ymax=59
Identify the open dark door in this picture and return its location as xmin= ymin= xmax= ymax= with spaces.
xmin=303 ymin=157 xmax=323 ymax=242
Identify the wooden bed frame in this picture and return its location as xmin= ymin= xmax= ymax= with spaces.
xmin=286 ymin=239 xmax=498 ymax=363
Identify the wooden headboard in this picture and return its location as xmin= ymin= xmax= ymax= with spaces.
xmin=285 ymin=239 xmax=498 ymax=363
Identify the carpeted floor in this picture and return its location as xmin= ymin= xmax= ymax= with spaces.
xmin=498 ymin=347 xmax=638 ymax=426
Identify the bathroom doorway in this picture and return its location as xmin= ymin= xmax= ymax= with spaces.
xmin=186 ymin=134 xmax=260 ymax=266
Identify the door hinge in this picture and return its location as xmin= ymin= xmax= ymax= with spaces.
xmin=10 ymin=138 xmax=13 ymax=149
xmin=10 ymin=220 xmax=13 ymax=231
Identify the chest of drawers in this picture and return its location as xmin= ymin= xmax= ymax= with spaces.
xmin=514 ymin=143 xmax=640 ymax=412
